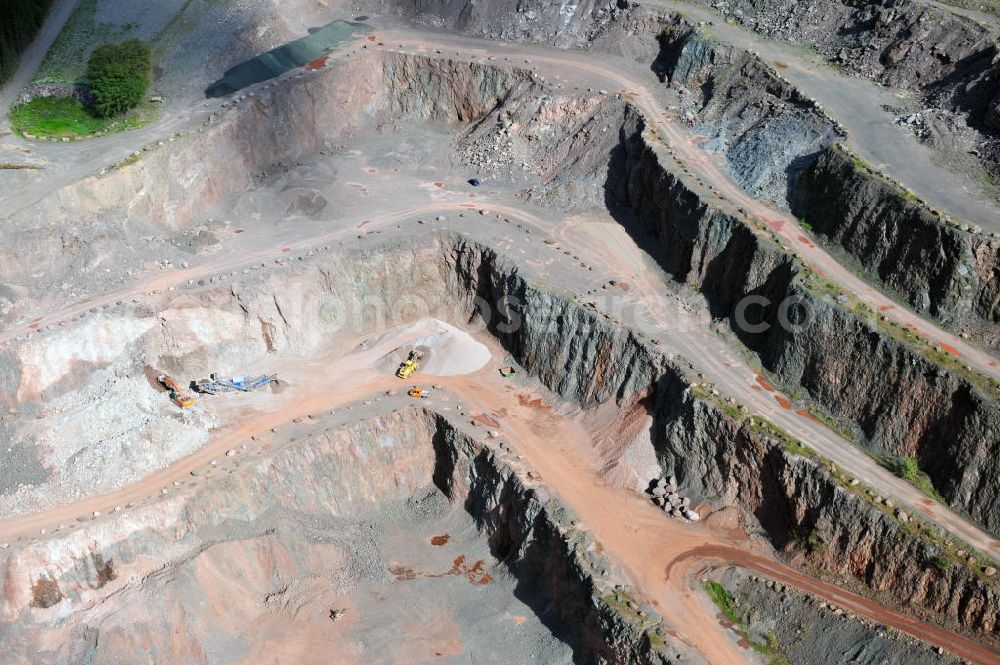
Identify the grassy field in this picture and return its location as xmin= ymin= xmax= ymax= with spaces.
xmin=10 ymin=95 xmax=154 ymax=138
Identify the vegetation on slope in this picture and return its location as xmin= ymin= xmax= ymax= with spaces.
xmin=11 ymin=40 xmax=153 ymax=139
xmin=87 ymin=39 xmax=151 ymax=117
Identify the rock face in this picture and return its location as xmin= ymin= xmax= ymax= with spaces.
xmin=440 ymin=237 xmax=1000 ymax=639
xmin=653 ymin=18 xmax=842 ymax=203
xmin=597 ymin=108 xmax=1000 ymax=538
xmin=699 ymin=0 xmax=1000 ymax=184
xmin=457 ymin=84 xmax=633 ymax=210
xmin=446 ymin=238 xmax=667 ymax=407
xmin=792 ymin=144 xmax=1000 ymax=344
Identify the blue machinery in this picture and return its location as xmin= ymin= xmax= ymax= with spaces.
xmin=195 ymin=373 xmax=278 ymax=395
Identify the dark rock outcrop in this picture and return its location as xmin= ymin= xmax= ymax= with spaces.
xmin=793 ymin=144 xmax=1000 ymax=343
xmin=599 ymin=107 xmax=1000 ymax=538
xmin=699 ymin=0 xmax=1000 ymax=184
xmin=653 ymin=19 xmax=842 ymax=203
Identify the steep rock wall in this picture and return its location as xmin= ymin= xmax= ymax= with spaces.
xmin=653 ymin=19 xmax=841 ymax=203
xmin=793 ymin=144 xmax=1000 ymax=343
xmin=457 ymin=84 xmax=633 ymax=210
xmin=607 ymin=108 xmax=1000 ymax=538
xmin=445 ymin=238 xmax=667 ymax=407
xmin=439 ymin=236 xmax=1000 ymax=637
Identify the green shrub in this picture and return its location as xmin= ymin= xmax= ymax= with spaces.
xmin=934 ymin=553 xmax=954 ymax=571
xmin=896 ymin=456 xmax=919 ymax=482
xmin=87 ymin=39 xmax=151 ymax=118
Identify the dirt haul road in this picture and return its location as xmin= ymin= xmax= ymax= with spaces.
xmin=2 ymin=179 xmax=995 ymax=565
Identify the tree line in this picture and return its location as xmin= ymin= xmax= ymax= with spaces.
xmin=0 ymin=0 xmax=55 ymax=85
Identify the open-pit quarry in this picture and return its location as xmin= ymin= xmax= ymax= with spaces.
xmin=2 ymin=1 xmax=1000 ymax=663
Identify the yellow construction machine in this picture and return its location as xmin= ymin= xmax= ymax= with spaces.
xmin=396 ymin=350 xmax=423 ymax=379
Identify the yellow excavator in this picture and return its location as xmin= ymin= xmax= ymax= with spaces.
xmin=396 ymin=350 xmax=423 ymax=379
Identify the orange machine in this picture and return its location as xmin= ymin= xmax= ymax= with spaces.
xmin=158 ymin=374 xmax=195 ymax=408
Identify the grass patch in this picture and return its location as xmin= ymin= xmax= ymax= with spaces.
xmin=934 ymin=553 xmax=955 ymax=572
xmin=0 ymin=163 xmax=41 ymax=170
xmin=109 ymin=151 xmax=142 ymax=170
xmin=881 ymin=455 xmax=945 ymax=502
xmin=704 ymin=581 xmax=741 ymax=624
xmin=703 ymin=582 xmax=790 ymax=664
xmin=10 ymin=96 xmax=155 ymax=139
xmin=11 ymin=96 xmax=103 ymax=137
xmin=602 ymin=585 xmax=669 ymax=650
